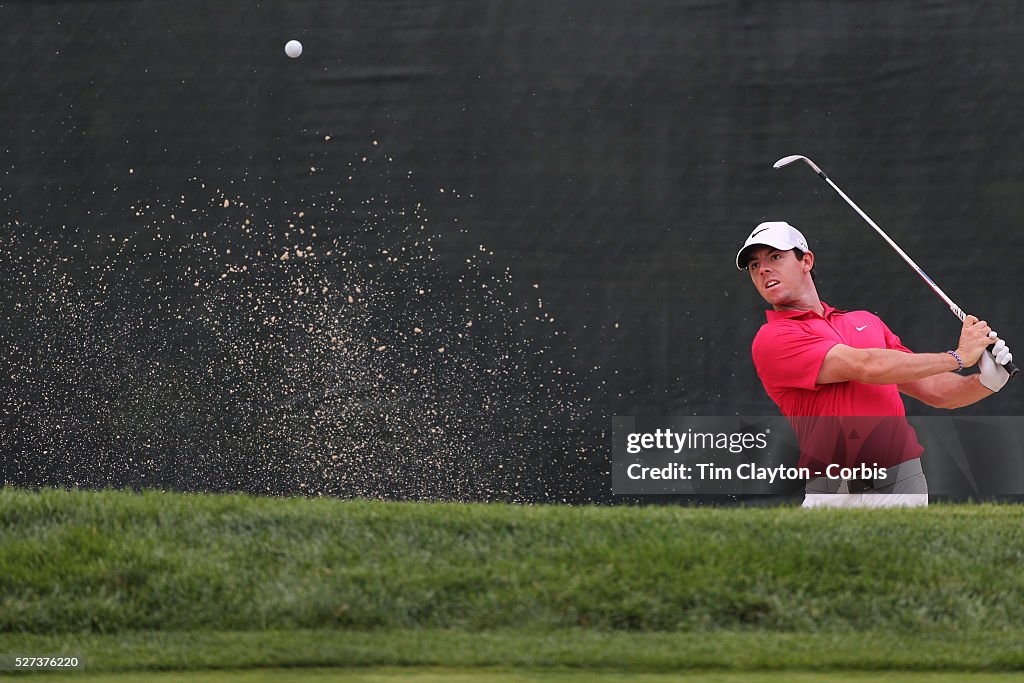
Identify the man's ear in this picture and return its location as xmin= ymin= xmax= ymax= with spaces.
xmin=802 ymin=250 xmax=814 ymax=272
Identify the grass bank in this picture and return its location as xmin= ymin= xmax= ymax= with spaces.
xmin=1 ymin=489 xmax=1022 ymax=672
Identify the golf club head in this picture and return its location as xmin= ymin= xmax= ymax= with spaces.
xmin=773 ymin=154 xmax=825 ymax=177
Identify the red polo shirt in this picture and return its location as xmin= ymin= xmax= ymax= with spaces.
xmin=752 ymin=302 xmax=923 ymax=471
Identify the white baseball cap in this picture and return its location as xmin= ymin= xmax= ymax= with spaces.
xmin=735 ymin=221 xmax=810 ymax=270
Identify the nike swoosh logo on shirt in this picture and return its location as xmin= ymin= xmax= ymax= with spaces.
xmin=856 ymin=325 xmax=869 ymax=331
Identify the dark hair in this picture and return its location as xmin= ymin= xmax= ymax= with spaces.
xmin=793 ymin=248 xmax=816 ymax=281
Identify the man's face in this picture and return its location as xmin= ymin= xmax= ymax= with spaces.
xmin=745 ymin=246 xmax=812 ymax=308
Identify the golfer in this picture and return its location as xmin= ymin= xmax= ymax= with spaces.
xmin=737 ymin=221 xmax=1013 ymax=508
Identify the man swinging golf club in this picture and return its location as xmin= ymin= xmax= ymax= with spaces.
xmin=737 ymin=221 xmax=1013 ymax=508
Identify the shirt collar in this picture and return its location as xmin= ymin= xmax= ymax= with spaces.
xmin=765 ymin=300 xmax=847 ymax=322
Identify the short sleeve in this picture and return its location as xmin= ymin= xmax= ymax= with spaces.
xmin=880 ymin=319 xmax=913 ymax=353
xmin=752 ymin=322 xmax=839 ymax=392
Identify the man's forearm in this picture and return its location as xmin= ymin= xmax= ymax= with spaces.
xmin=899 ymin=372 xmax=992 ymax=409
xmin=819 ymin=346 xmax=961 ymax=385
xmin=859 ymin=349 xmax=963 ymax=384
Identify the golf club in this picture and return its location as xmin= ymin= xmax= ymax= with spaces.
xmin=773 ymin=154 xmax=1018 ymax=379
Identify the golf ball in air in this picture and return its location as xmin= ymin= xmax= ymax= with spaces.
xmin=285 ymin=40 xmax=303 ymax=58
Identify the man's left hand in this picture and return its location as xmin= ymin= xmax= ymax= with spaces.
xmin=979 ymin=336 xmax=1013 ymax=392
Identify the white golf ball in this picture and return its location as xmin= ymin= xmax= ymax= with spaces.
xmin=285 ymin=40 xmax=303 ymax=59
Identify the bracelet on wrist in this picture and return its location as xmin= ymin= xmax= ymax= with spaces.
xmin=946 ymin=349 xmax=963 ymax=371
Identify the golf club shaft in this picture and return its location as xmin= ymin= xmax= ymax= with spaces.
xmin=775 ymin=155 xmax=1018 ymax=378
xmin=822 ymin=176 xmax=964 ymax=319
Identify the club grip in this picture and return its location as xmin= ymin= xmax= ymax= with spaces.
xmin=987 ymin=347 xmax=1020 ymax=379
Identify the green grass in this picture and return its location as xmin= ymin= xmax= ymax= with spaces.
xmin=1 ymin=489 xmax=1023 ymax=673
xmin=18 ymin=669 xmax=1024 ymax=683
xmin=2 ymin=628 xmax=1024 ymax=672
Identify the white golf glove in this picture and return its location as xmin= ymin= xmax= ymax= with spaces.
xmin=979 ymin=335 xmax=1013 ymax=392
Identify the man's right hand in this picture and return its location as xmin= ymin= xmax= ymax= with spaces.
xmin=956 ymin=315 xmax=997 ymax=368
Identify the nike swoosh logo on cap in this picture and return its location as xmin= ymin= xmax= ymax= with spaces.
xmin=749 ymin=226 xmax=772 ymax=239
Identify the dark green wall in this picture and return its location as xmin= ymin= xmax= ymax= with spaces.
xmin=2 ymin=1 xmax=1022 ymax=500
